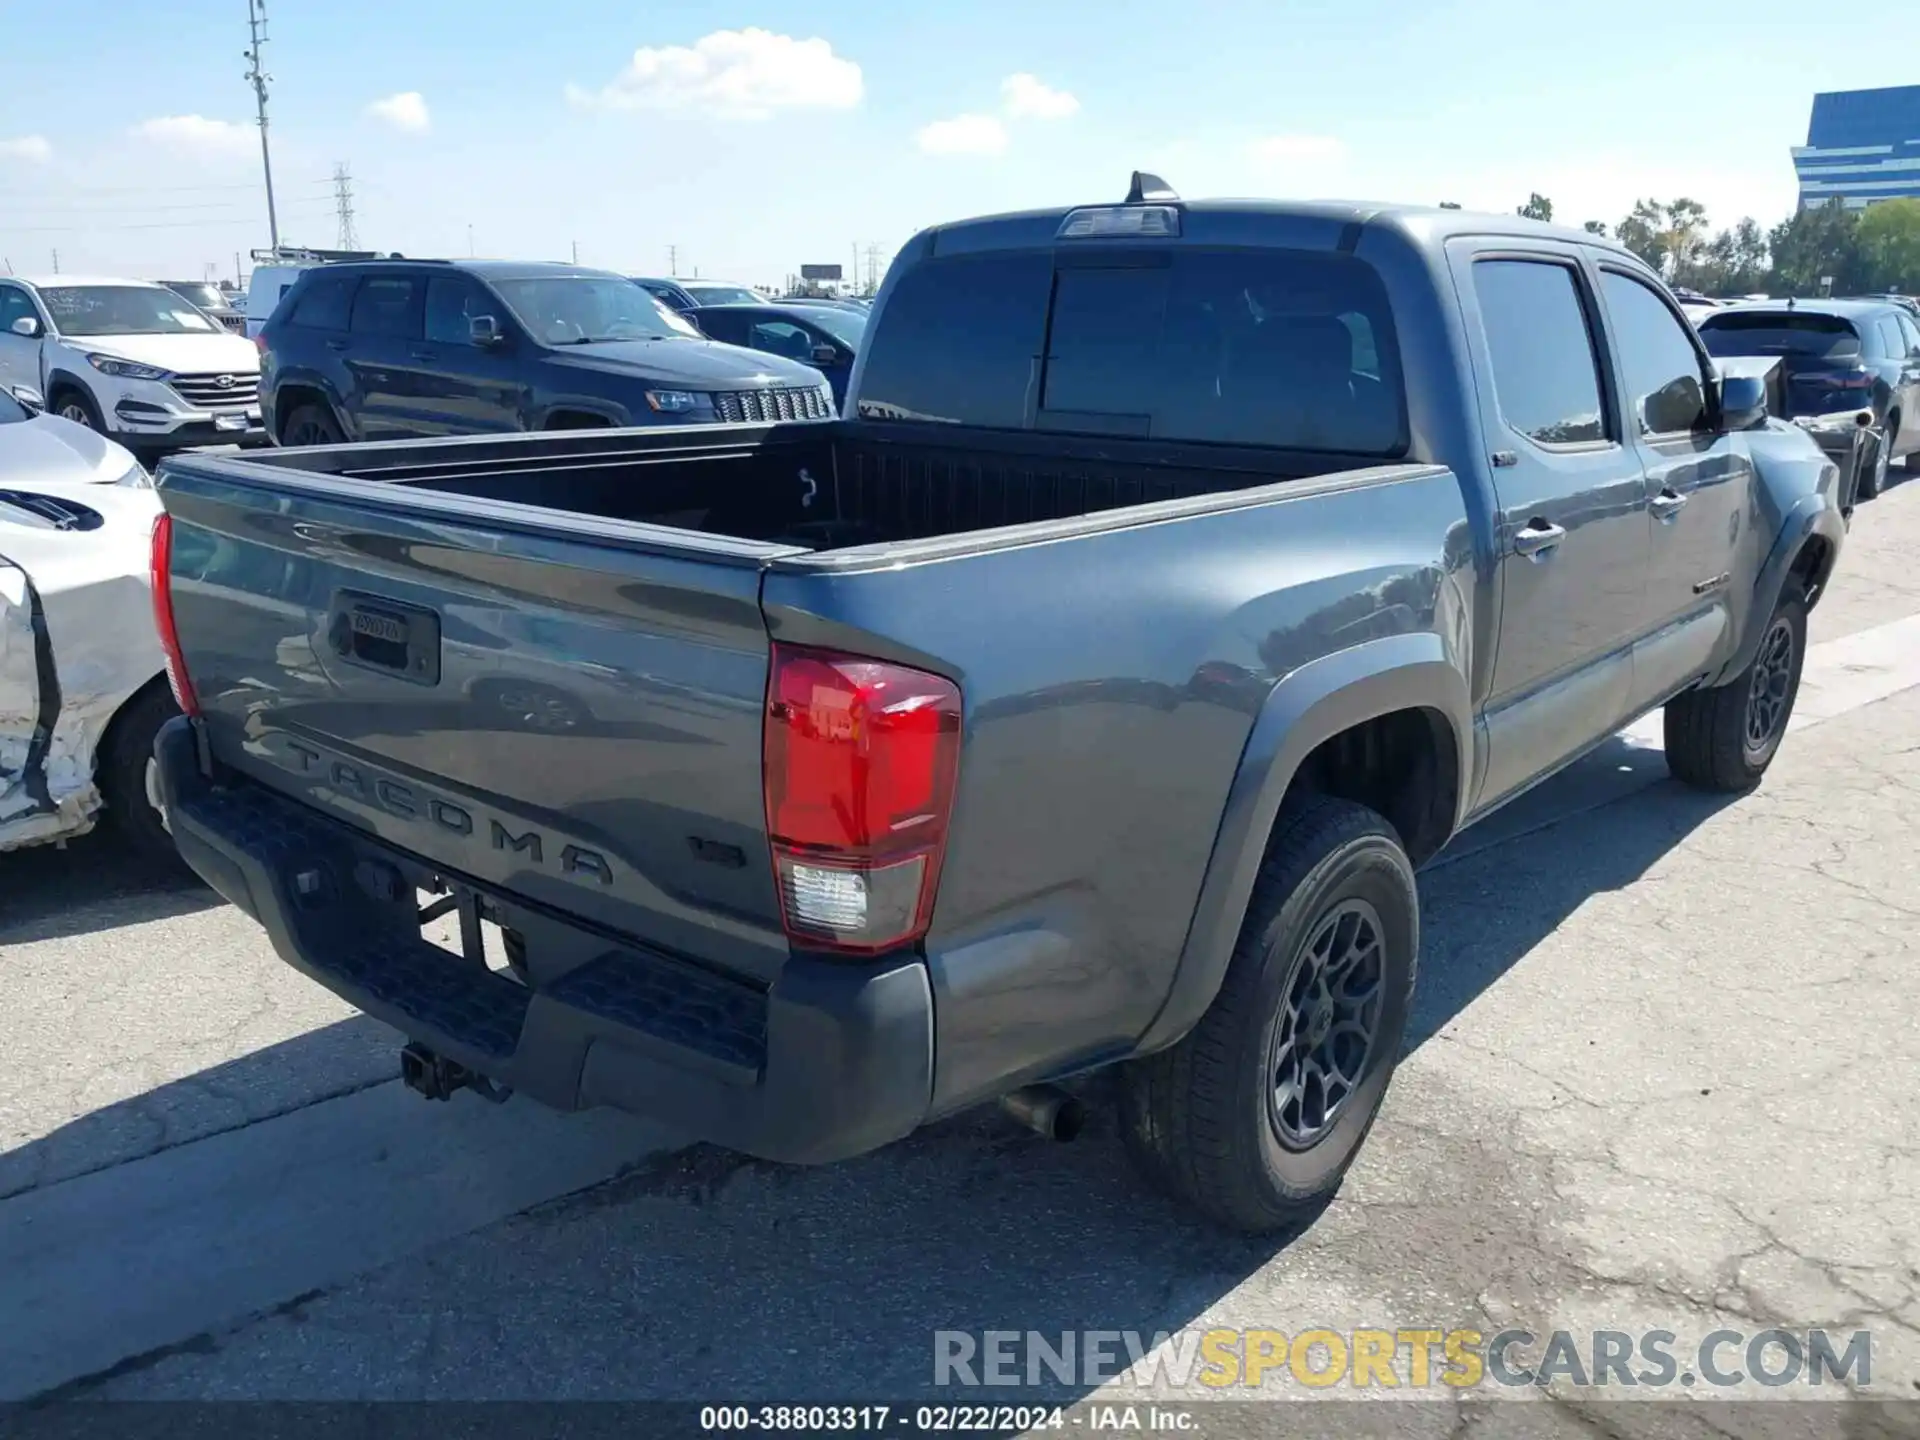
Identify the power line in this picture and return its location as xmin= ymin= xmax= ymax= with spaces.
xmin=333 ymin=162 xmax=358 ymax=250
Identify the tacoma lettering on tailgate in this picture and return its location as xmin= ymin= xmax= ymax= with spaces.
xmin=272 ymin=735 xmax=614 ymax=886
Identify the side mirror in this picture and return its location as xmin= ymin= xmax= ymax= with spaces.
xmin=10 ymin=384 xmax=45 ymax=413
xmin=10 ymin=315 xmax=41 ymax=339
xmin=1644 ymin=374 xmax=1707 ymax=434
xmin=810 ymin=343 xmax=841 ymax=366
xmin=1716 ymin=373 xmax=1769 ymax=431
xmin=469 ymin=314 xmax=505 ymax=348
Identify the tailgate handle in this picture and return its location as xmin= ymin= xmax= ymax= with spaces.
xmin=326 ymin=592 xmax=442 ymax=686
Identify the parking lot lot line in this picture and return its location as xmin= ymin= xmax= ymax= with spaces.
xmin=0 ymin=1080 xmax=670 ymax=1401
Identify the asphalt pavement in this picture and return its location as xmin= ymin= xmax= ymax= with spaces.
xmin=4 ymin=471 xmax=1920 ymax=1434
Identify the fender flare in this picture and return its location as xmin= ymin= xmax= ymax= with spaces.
xmin=1133 ymin=631 xmax=1473 ymax=1055
xmin=42 ymin=368 xmax=98 ymax=411
xmin=1708 ymin=492 xmax=1844 ymax=688
xmin=268 ymin=372 xmax=353 ymax=442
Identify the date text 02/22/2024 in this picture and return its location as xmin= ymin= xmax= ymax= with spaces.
xmin=696 ymin=1404 xmax=1196 ymax=1432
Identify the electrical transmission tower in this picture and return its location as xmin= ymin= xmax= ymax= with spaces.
xmin=333 ymin=163 xmax=358 ymax=250
xmin=864 ymin=243 xmax=882 ymax=295
xmin=243 ymin=0 xmax=280 ymax=251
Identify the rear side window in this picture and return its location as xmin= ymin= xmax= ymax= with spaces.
xmin=1599 ymin=270 xmax=1709 ymax=436
xmin=348 ymin=277 xmax=422 ymax=339
xmin=1899 ymin=313 xmax=1920 ymax=355
xmin=285 ymin=275 xmax=353 ymax=331
xmin=1875 ymin=317 xmax=1904 ymax=360
xmin=857 ymin=252 xmax=1052 ymax=427
xmin=1472 ymin=259 xmax=1606 ymax=446
xmin=1041 ymin=249 xmax=1404 ymax=453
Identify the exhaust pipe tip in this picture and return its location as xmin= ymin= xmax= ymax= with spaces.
xmin=999 ymin=1085 xmax=1087 ymax=1143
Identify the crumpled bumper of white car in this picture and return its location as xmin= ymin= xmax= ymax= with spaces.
xmin=0 ymin=486 xmax=167 ymax=851
xmin=100 ymin=371 xmax=265 ymax=449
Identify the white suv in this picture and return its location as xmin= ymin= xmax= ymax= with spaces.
xmin=0 ymin=275 xmax=265 ymax=457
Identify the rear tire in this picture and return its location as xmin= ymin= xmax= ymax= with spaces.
xmin=99 ymin=683 xmax=183 ymax=867
xmin=280 ymin=403 xmax=344 ymax=447
xmin=1856 ymin=425 xmax=1889 ymax=500
xmin=1119 ymin=795 xmax=1418 ymax=1234
xmin=1664 ymin=590 xmax=1807 ymax=793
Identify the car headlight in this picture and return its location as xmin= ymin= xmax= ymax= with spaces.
xmin=644 ymin=389 xmax=705 ymax=414
xmin=817 ymin=381 xmax=836 ymax=413
xmin=86 ymin=354 xmax=169 ymax=381
xmin=115 ymin=459 xmax=153 ymax=489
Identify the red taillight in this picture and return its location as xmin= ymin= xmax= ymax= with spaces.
xmin=763 ymin=643 xmax=961 ymax=955
xmin=149 ymin=512 xmax=199 ymax=716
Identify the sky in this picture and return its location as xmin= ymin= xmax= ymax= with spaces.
xmin=1 ymin=0 xmax=1914 ymax=287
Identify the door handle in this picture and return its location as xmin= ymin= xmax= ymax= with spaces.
xmin=325 ymin=339 xmax=349 ymax=351
xmin=407 ymin=349 xmax=434 ymax=361
xmin=1513 ymin=519 xmax=1565 ymax=558
xmin=1651 ymin=489 xmax=1689 ymax=521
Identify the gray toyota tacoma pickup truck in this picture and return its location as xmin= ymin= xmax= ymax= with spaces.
xmin=148 ymin=178 xmax=1845 ymax=1232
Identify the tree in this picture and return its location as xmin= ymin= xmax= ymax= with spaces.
xmin=1856 ymin=198 xmax=1920 ymax=292
xmin=1582 ymin=220 xmax=1608 ymax=236
xmin=1768 ymin=199 xmax=1864 ymax=295
xmin=1616 ymin=199 xmax=1668 ymax=271
xmin=1679 ymin=217 xmax=1769 ymax=294
xmin=1613 ymin=198 xmax=1712 ymax=281
xmin=1660 ymin=198 xmax=1710 ymax=280
xmin=1517 ymin=192 xmax=1554 ymax=222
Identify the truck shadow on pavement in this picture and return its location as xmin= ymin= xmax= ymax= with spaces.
xmin=0 ymin=831 xmax=219 ymax=946
xmin=13 ymin=747 xmax=1747 ymax=1401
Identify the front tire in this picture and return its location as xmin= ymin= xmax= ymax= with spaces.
xmin=1664 ymin=590 xmax=1807 ymax=793
xmin=51 ymin=386 xmax=106 ymax=435
xmin=1119 ymin=795 xmax=1418 ymax=1234
xmin=99 ymin=683 xmax=183 ymax=866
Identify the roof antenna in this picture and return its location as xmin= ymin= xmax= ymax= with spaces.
xmin=1127 ymin=171 xmax=1178 ymax=204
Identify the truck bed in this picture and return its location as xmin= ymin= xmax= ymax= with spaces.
xmin=221 ymin=419 xmax=1398 ymax=555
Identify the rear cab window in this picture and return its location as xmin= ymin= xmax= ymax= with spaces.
xmin=857 ymin=244 xmax=1407 ymax=455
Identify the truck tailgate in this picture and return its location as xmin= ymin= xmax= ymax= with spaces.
xmin=158 ymin=462 xmax=794 ymax=986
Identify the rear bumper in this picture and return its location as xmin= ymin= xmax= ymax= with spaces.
xmin=155 ymin=718 xmax=935 ymax=1164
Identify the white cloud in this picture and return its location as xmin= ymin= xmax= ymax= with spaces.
xmin=567 ymin=28 xmax=862 ymax=120
xmin=1246 ymin=134 xmax=1347 ymax=165
xmin=131 ymin=115 xmax=256 ymax=157
xmin=366 ymin=91 xmax=430 ymax=133
xmin=0 ymin=135 xmax=51 ymax=164
xmin=916 ymin=114 xmax=1010 ymax=157
xmin=1000 ymin=73 xmax=1078 ymax=121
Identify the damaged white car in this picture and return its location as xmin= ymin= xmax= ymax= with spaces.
xmin=0 ymin=384 xmax=177 ymax=859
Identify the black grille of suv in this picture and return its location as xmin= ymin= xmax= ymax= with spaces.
xmin=171 ymin=372 xmax=259 ymax=408
xmin=713 ymin=387 xmax=831 ymax=424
